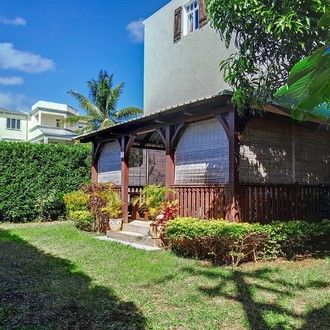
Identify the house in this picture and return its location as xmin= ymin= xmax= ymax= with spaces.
xmin=0 ymin=101 xmax=80 ymax=143
xmin=78 ymin=0 xmax=330 ymax=223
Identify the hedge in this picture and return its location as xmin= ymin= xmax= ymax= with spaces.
xmin=165 ymin=218 xmax=330 ymax=266
xmin=0 ymin=142 xmax=91 ymax=222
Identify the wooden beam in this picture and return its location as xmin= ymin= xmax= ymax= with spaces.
xmin=226 ymin=106 xmax=241 ymax=222
xmin=215 ymin=113 xmax=230 ymax=138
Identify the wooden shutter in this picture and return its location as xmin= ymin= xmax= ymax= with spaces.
xmin=174 ymin=7 xmax=182 ymax=43
xmin=199 ymin=0 xmax=208 ymax=27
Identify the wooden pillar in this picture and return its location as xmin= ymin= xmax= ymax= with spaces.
xmin=119 ymin=135 xmax=136 ymax=223
xmin=166 ymin=151 xmax=175 ymax=188
xmin=227 ymin=106 xmax=241 ymax=222
xmin=121 ymin=153 xmax=129 ymax=223
xmin=91 ymin=142 xmax=98 ymax=183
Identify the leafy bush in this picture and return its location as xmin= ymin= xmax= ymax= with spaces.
xmin=36 ymin=190 xmax=66 ymax=221
xmin=69 ymin=210 xmax=94 ymax=231
xmin=64 ymin=190 xmax=89 ymax=213
xmin=132 ymin=184 xmax=174 ymax=220
xmin=165 ymin=218 xmax=330 ymax=266
xmin=0 ymin=142 xmax=91 ymax=222
xmin=81 ymin=183 xmax=119 ymax=233
xmin=99 ymin=190 xmax=123 ymax=219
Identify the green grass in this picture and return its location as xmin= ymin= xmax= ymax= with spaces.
xmin=0 ymin=222 xmax=329 ymax=329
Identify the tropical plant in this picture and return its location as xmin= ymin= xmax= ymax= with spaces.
xmin=206 ymin=0 xmax=328 ymax=114
xmin=67 ymin=70 xmax=143 ymax=133
xmin=132 ymin=185 xmax=174 ymax=221
xmin=274 ymin=9 xmax=330 ymax=122
xmin=99 ymin=190 xmax=123 ymax=219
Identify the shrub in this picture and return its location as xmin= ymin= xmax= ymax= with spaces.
xmin=99 ymin=190 xmax=123 ymax=219
xmin=64 ymin=190 xmax=89 ymax=213
xmin=69 ymin=210 xmax=94 ymax=231
xmin=165 ymin=218 xmax=270 ymax=266
xmin=0 ymin=142 xmax=91 ymax=222
xmin=36 ymin=190 xmax=66 ymax=221
xmin=165 ymin=218 xmax=330 ymax=265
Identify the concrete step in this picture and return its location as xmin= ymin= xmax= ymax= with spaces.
xmin=123 ymin=220 xmax=152 ymax=235
xmin=106 ymin=230 xmax=157 ymax=247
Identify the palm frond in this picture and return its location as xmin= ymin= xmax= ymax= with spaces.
xmin=106 ymin=82 xmax=125 ymax=115
xmin=68 ymin=90 xmax=103 ymax=118
xmin=99 ymin=118 xmax=116 ymax=129
xmin=116 ymin=107 xmax=143 ymax=120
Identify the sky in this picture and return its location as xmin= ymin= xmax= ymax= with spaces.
xmin=0 ymin=0 xmax=169 ymax=113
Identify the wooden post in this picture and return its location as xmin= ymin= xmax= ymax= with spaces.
xmin=166 ymin=151 xmax=175 ymax=188
xmin=121 ymin=154 xmax=129 ymax=223
xmin=119 ymin=136 xmax=130 ymax=223
xmin=91 ymin=142 xmax=98 ymax=183
xmin=227 ymin=106 xmax=241 ymax=222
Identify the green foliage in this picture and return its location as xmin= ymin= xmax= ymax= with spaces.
xmin=275 ymin=8 xmax=330 ymax=122
xmin=132 ymin=184 xmax=174 ymax=220
xmin=63 ymin=190 xmax=89 ymax=213
xmin=35 ymin=190 xmax=66 ymax=222
xmin=99 ymin=190 xmax=123 ymax=219
xmin=0 ymin=142 xmax=91 ymax=222
xmin=69 ymin=210 xmax=94 ymax=231
xmin=207 ymin=0 xmax=328 ymax=113
xmin=165 ymin=218 xmax=330 ymax=265
xmin=67 ymin=70 xmax=143 ymax=133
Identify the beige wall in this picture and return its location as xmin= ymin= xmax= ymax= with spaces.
xmin=144 ymin=0 xmax=235 ymax=114
xmin=240 ymin=117 xmax=330 ymax=185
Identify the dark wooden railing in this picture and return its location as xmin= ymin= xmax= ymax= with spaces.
xmin=172 ymin=184 xmax=231 ymax=219
xmin=240 ymin=184 xmax=330 ymax=223
xmin=114 ymin=184 xmax=329 ymax=222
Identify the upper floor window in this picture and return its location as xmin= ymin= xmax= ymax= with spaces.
xmin=56 ymin=119 xmax=61 ymax=128
xmin=184 ymin=0 xmax=199 ymax=35
xmin=6 ymin=118 xmax=21 ymax=130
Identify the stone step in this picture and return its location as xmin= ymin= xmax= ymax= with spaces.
xmin=106 ymin=230 xmax=158 ymax=247
xmin=123 ymin=220 xmax=152 ymax=235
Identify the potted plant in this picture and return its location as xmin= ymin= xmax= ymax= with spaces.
xmin=132 ymin=184 xmax=176 ymax=238
xmin=99 ymin=190 xmax=123 ymax=232
xmin=150 ymin=200 xmax=179 ymax=239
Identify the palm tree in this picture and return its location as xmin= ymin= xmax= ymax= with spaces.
xmin=67 ymin=70 xmax=143 ymax=133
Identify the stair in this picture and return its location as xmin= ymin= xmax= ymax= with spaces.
xmin=106 ymin=220 xmax=158 ymax=248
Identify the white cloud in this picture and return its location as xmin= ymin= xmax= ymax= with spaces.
xmin=0 ymin=92 xmax=29 ymax=112
xmin=0 ymin=16 xmax=26 ymax=26
xmin=126 ymin=19 xmax=144 ymax=43
xmin=0 ymin=43 xmax=55 ymax=73
xmin=0 ymin=76 xmax=24 ymax=85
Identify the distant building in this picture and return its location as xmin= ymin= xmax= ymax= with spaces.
xmin=0 ymin=101 xmax=81 ymax=143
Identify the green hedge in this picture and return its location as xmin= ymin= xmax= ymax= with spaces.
xmin=165 ymin=218 xmax=330 ymax=266
xmin=0 ymin=142 xmax=91 ymax=222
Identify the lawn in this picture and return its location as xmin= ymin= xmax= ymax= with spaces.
xmin=0 ymin=222 xmax=329 ymax=329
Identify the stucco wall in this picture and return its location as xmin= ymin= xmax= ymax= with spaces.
xmin=175 ymin=118 xmax=229 ymax=184
xmin=240 ymin=117 xmax=330 ymax=185
xmin=0 ymin=114 xmax=28 ymax=141
xmin=144 ymin=0 xmax=235 ymax=114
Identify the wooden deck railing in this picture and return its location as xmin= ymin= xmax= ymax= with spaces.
xmin=240 ymin=183 xmax=330 ymax=222
xmin=172 ymin=184 xmax=231 ymax=219
xmin=113 ymin=184 xmax=329 ymax=222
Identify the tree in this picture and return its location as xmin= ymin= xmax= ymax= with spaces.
xmin=275 ymin=9 xmax=330 ymax=122
xmin=67 ymin=70 xmax=143 ymax=133
xmin=206 ymin=0 xmax=328 ymax=114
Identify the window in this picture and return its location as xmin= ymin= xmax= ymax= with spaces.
xmin=6 ymin=118 xmax=21 ymax=130
xmin=184 ymin=0 xmax=199 ymax=35
xmin=56 ymin=119 xmax=61 ymax=128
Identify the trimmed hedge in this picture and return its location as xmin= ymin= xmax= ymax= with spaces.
xmin=165 ymin=218 xmax=330 ymax=265
xmin=0 ymin=142 xmax=91 ymax=222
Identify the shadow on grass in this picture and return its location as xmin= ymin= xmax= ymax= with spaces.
xmin=180 ymin=265 xmax=330 ymax=329
xmin=0 ymin=229 xmax=146 ymax=329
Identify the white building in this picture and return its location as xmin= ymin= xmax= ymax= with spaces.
xmin=0 ymin=101 xmax=80 ymax=144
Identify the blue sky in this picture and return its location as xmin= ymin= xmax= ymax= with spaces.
xmin=0 ymin=0 xmax=169 ymax=113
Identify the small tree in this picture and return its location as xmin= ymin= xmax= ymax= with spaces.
xmin=207 ymin=0 xmax=328 ymax=114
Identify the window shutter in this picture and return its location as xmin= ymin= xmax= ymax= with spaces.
xmin=198 ymin=0 xmax=208 ymax=27
xmin=174 ymin=7 xmax=182 ymax=43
